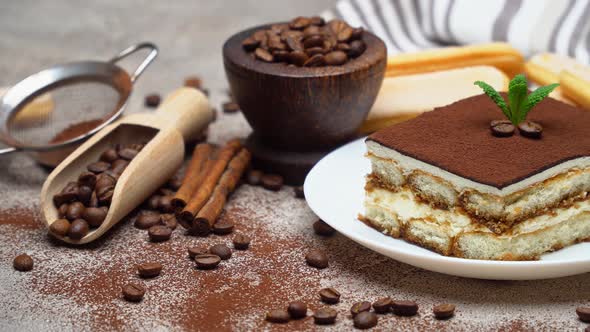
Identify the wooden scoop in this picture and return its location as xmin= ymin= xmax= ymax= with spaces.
xmin=40 ymin=87 xmax=213 ymax=244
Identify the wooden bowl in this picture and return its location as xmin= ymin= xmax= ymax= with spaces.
xmin=223 ymin=24 xmax=387 ymax=151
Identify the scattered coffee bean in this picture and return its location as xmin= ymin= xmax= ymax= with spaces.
xmin=294 ymin=186 xmax=305 ymax=199
xmin=518 ymin=121 xmax=543 ymax=139
xmin=261 ymin=174 xmax=283 ymax=191
xmin=313 ymin=307 xmax=337 ymax=325
xmin=135 ymin=212 xmax=161 ymax=229
xmin=490 ymin=120 xmax=515 ymax=137
xmin=313 ymin=219 xmax=336 ymax=236
xmin=68 ymin=219 xmax=89 ymax=240
xmin=87 ymin=161 xmax=110 ymax=173
xmin=433 ymin=303 xmax=455 ymax=320
xmin=66 ymin=202 xmax=85 ymax=221
xmin=222 ymin=102 xmax=240 ymax=114
xmin=118 ymin=148 xmax=139 ymax=160
xmin=49 ymin=218 xmax=71 ymax=237
xmin=354 ymin=311 xmax=378 ymax=329
xmin=392 ymin=300 xmax=418 ymax=317
xmin=288 ymin=301 xmax=307 ymax=319
xmin=184 ymin=76 xmax=202 ymax=89
xmin=246 ymin=170 xmax=263 ymax=186
xmin=158 ymin=196 xmax=174 ymax=213
xmin=78 ymin=171 xmax=97 ymax=189
xmin=122 ymin=283 xmax=145 ymax=302
xmin=576 ymin=307 xmax=590 ymax=323
xmin=213 ymin=219 xmax=234 ymax=235
xmin=137 ymin=262 xmax=162 ymax=278
xmin=111 ymin=159 xmax=129 ymax=174
xmin=146 ymin=195 xmax=161 ymax=210
xmin=306 ymin=249 xmax=329 ymax=269
xmin=148 ymin=225 xmax=172 ymax=242
xmin=373 ymin=297 xmax=393 ymax=314
xmin=351 ymin=301 xmax=372 ymax=317
xmin=194 ymin=254 xmax=221 ymax=269
xmin=266 ymin=309 xmax=290 ymax=323
xmin=13 ymin=254 xmax=33 ymax=272
xmin=232 ymin=234 xmax=251 ymax=250
xmin=100 ymin=148 xmax=119 ymax=163
xmin=145 ymin=94 xmax=161 ymax=108
xmin=83 ymin=207 xmax=108 ymax=228
xmin=209 ymin=244 xmax=232 ymax=260
xmin=319 ymin=287 xmax=340 ymax=304
xmin=160 ymin=214 xmax=178 ymax=230
xmin=188 ymin=246 xmax=208 ymax=259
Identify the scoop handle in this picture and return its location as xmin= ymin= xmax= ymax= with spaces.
xmin=154 ymin=87 xmax=213 ymax=142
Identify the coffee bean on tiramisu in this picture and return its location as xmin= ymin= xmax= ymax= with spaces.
xmin=351 ymin=301 xmax=372 ymax=317
xmin=100 ymin=148 xmax=119 ymax=163
xmin=160 ymin=214 xmax=178 ymax=230
xmin=87 ymin=161 xmax=110 ymax=173
xmin=261 ymin=174 xmax=283 ymax=191
xmin=209 ymin=244 xmax=232 ymax=260
xmin=148 ymin=225 xmax=172 ymax=242
xmin=82 ymin=207 xmax=108 ymax=228
xmin=13 ymin=254 xmax=33 ymax=272
xmin=65 ymin=202 xmax=85 ymax=221
xmin=118 ymin=148 xmax=139 ymax=160
xmin=392 ymin=300 xmax=419 ymax=316
xmin=246 ymin=170 xmax=263 ymax=186
xmin=319 ymin=287 xmax=340 ymax=304
xmin=433 ymin=303 xmax=455 ymax=320
xmin=78 ymin=171 xmax=97 ymax=189
xmin=122 ymin=283 xmax=145 ymax=302
xmin=287 ymin=301 xmax=307 ymax=319
xmin=145 ymin=93 xmax=161 ymax=108
xmin=158 ymin=196 xmax=174 ymax=213
xmin=373 ymin=297 xmax=393 ymax=314
xmin=354 ymin=311 xmax=378 ymax=329
xmin=313 ymin=307 xmax=337 ymax=325
xmin=49 ymin=219 xmax=71 ymax=237
xmin=194 ymin=254 xmax=221 ymax=269
xmin=576 ymin=307 xmax=590 ymax=322
xmin=68 ymin=219 xmax=89 ymax=240
xmin=188 ymin=246 xmax=208 ymax=259
xmin=265 ymin=309 xmax=290 ymax=323
xmin=213 ymin=219 xmax=234 ymax=235
xmin=313 ymin=220 xmax=336 ymax=236
xmin=306 ymin=249 xmax=329 ymax=269
xmin=135 ymin=212 xmax=161 ymax=229
xmin=137 ymin=262 xmax=162 ymax=278
xmin=232 ymin=234 xmax=251 ymax=250
xmin=294 ymin=186 xmax=305 ymax=199
xmin=222 ymin=102 xmax=240 ymax=114
xmin=490 ymin=120 xmax=515 ymax=137
xmin=518 ymin=121 xmax=543 ymax=139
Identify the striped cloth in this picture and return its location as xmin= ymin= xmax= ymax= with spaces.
xmin=322 ymin=0 xmax=590 ymax=64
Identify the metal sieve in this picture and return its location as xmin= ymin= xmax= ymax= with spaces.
xmin=0 ymin=42 xmax=158 ymax=165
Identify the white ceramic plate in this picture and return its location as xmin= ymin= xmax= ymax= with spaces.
xmin=304 ymin=137 xmax=590 ymax=280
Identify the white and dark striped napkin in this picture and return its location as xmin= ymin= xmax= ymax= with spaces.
xmin=323 ymin=0 xmax=590 ymax=64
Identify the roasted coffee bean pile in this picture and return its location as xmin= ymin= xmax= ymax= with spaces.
xmin=50 ymin=143 xmax=147 ymax=240
xmin=242 ymin=16 xmax=366 ymax=67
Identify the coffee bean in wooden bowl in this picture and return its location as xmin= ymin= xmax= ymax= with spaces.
xmin=222 ymin=18 xmax=386 ymax=152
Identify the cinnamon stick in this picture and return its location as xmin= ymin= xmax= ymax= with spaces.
xmin=191 ymin=148 xmax=251 ymax=236
xmin=178 ymin=139 xmax=242 ymax=228
xmin=171 ymin=143 xmax=213 ymax=211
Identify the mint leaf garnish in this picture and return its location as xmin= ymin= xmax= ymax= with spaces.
xmin=474 ymin=80 xmax=511 ymax=122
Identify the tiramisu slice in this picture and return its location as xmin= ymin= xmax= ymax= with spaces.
xmin=363 ymin=80 xmax=590 ymax=260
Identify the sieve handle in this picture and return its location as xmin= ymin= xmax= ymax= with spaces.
xmin=0 ymin=146 xmax=17 ymax=155
xmin=109 ymin=42 xmax=158 ymax=83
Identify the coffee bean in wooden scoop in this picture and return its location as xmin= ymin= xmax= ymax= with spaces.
xmin=209 ymin=244 xmax=232 ymax=260
xmin=576 ymin=307 xmax=590 ymax=322
xmin=148 ymin=225 xmax=172 ymax=242
xmin=288 ymin=301 xmax=307 ymax=319
xmin=313 ymin=307 xmax=337 ymax=325
xmin=319 ymin=287 xmax=340 ymax=304
xmin=100 ymin=148 xmax=119 ymax=163
xmin=265 ymin=309 xmax=290 ymax=323
xmin=194 ymin=254 xmax=221 ymax=270
xmin=122 ymin=283 xmax=145 ymax=302
xmin=118 ymin=148 xmax=139 ymax=160
xmin=392 ymin=300 xmax=418 ymax=316
xmin=306 ymin=249 xmax=329 ymax=269
xmin=68 ymin=219 xmax=89 ymax=240
xmin=50 ymin=219 xmax=71 ymax=237
xmin=373 ymin=297 xmax=393 ymax=314
xmin=233 ymin=234 xmax=251 ymax=250
xmin=13 ymin=254 xmax=33 ymax=272
xmin=433 ymin=303 xmax=455 ymax=320
xmin=351 ymin=301 xmax=372 ymax=317
xmin=66 ymin=202 xmax=85 ymax=221
xmin=261 ymin=174 xmax=283 ymax=191
xmin=82 ymin=207 xmax=108 ymax=228
xmin=137 ymin=262 xmax=162 ymax=278
xmin=518 ymin=121 xmax=543 ymax=139
xmin=490 ymin=120 xmax=515 ymax=137
xmin=313 ymin=219 xmax=335 ymax=236
xmin=78 ymin=171 xmax=97 ymax=189
xmin=354 ymin=311 xmax=378 ymax=329
xmin=87 ymin=161 xmax=110 ymax=173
